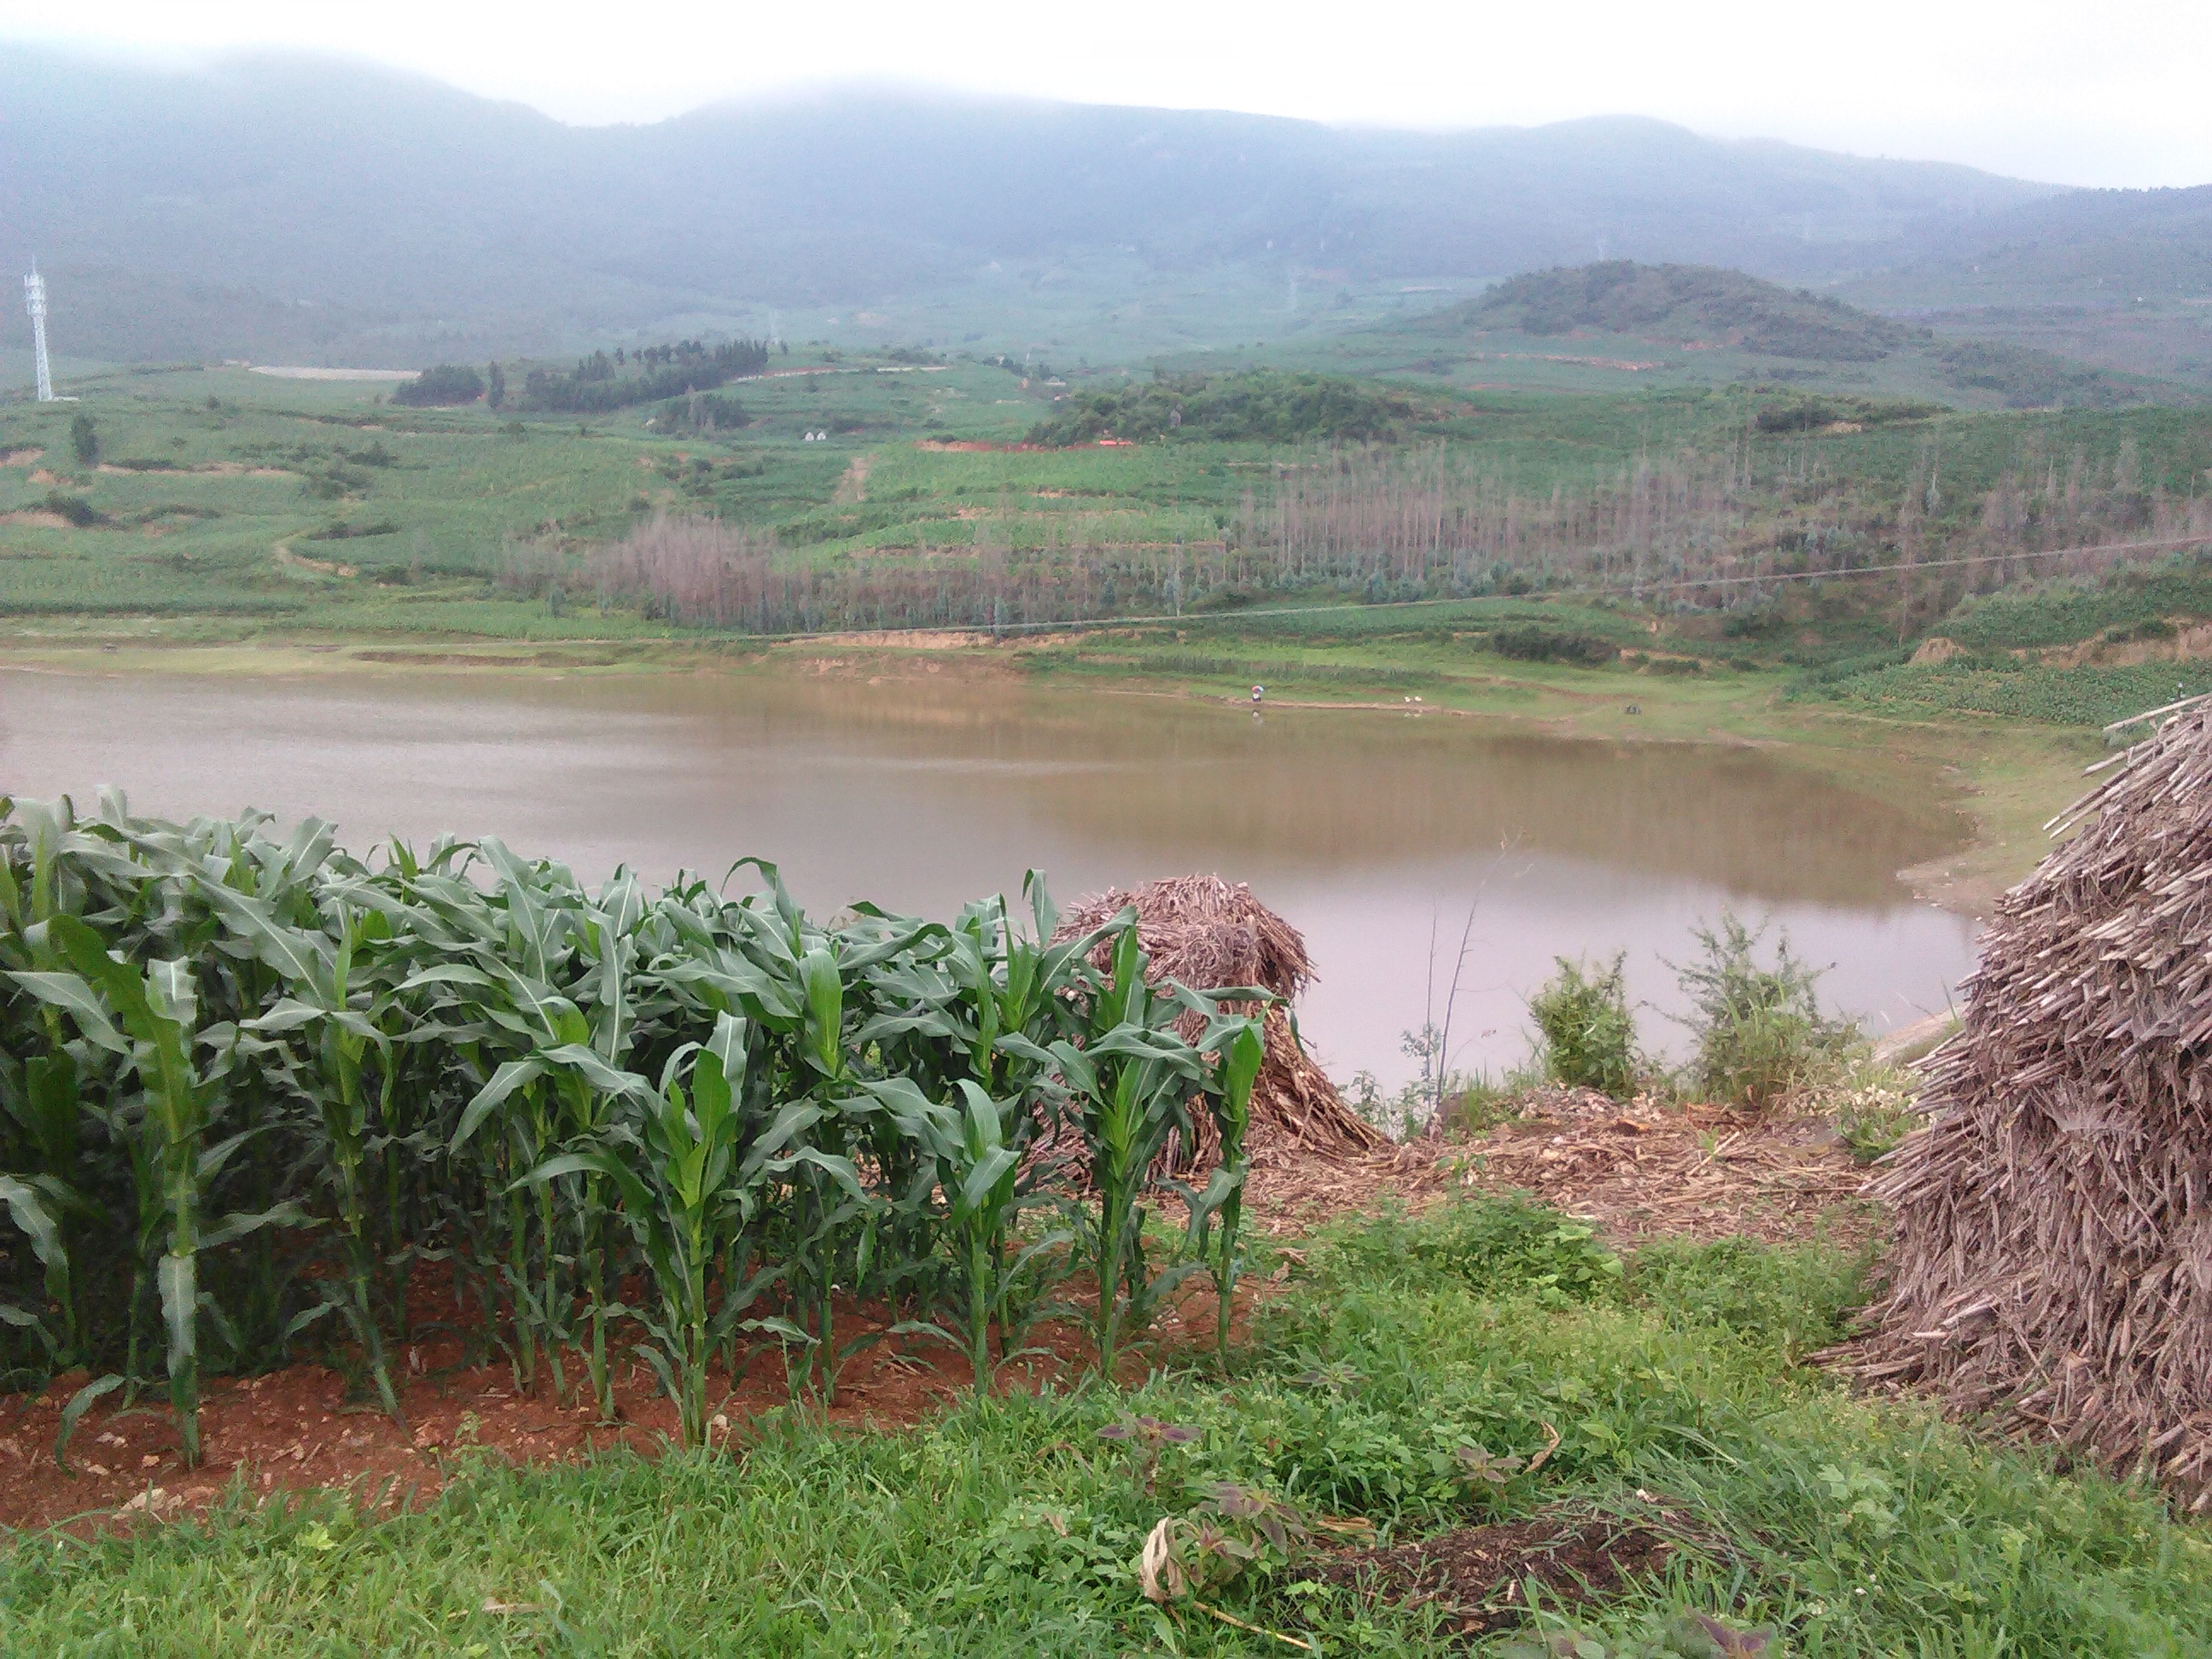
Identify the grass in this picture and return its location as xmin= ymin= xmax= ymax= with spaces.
xmin=10 ymin=370 xmax=2209 ymax=629
xmin=4 ymin=1195 xmax=2207 ymax=1655
xmin=1804 ymin=657 xmax=2212 ymax=728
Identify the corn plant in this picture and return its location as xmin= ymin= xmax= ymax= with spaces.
xmin=234 ymin=899 xmax=405 ymax=1420
xmin=1061 ymin=928 xmax=1260 ymax=1376
xmin=871 ymin=1077 xmax=1036 ymax=1396
xmin=518 ymin=1015 xmax=770 ymax=1445
xmin=17 ymin=918 xmax=230 ymax=1464
xmin=0 ymin=800 xmax=91 ymax=1366
xmin=1177 ymin=1022 xmax=1266 ymax=1368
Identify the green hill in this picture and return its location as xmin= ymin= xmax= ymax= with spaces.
xmin=1324 ymin=261 xmax=2182 ymax=408
xmin=1462 ymin=262 xmax=1918 ymax=359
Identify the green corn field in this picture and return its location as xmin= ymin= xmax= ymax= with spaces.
xmin=0 ymin=793 xmax=1263 ymax=1462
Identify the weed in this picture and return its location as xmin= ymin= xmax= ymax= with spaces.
xmin=1307 ymin=1195 xmax=1624 ymax=1309
xmin=1828 ymin=1059 xmax=1929 ymax=1163
xmin=1530 ymin=954 xmax=1640 ymax=1098
xmin=1669 ymin=914 xmax=1854 ymax=1111
xmin=1625 ymin=1235 xmax=1875 ymax=1363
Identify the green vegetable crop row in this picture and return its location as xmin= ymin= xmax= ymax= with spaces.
xmin=0 ymin=795 xmax=1261 ymax=1459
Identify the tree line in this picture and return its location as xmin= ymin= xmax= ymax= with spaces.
xmin=522 ymin=435 xmax=2212 ymax=637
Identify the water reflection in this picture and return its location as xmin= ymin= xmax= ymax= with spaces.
xmin=0 ymin=666 xmax=1977 ymax=1086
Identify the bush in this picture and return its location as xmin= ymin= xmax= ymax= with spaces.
xmin=1489 ymin=626 xmax=1618 ymax=666
xmin=1529 ymin=953 xmax=1639 ymax=1097
xmin=40 ymin=490 xmax=108 ymax=527
xmin=1671 ymin=913 xmax=1854 ymax=1110
xmin=393 ymin=364 xmax=486 ymax=407
xmin=68 ymin=414 xmax=98 ymax=465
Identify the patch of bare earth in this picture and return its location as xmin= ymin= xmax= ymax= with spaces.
xmin=1433 ymin=1087 xmax=1876 ymax=1249
xmin=1239 ymin=1088 xmax=1877 ymax=1251
xmin=1296 ymin=1505 xmax=1695 ymax=1642
xmin=0 ymin=1289 xmax=1214 ymax=1535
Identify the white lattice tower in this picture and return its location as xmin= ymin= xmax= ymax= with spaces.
xmin=23 ymin=266 xmax=54 ymax=403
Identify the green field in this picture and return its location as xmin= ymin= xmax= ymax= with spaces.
xmin=4 ymin=360 xmax=2208 ymax=640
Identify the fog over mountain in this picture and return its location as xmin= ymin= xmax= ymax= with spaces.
xmin=1 ymin=48 xmax=2203 ymax=367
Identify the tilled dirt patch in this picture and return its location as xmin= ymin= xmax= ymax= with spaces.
xmin=1299 ymin=1510 xmax=1683 ymax=1639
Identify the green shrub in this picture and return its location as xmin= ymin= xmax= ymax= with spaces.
xmin=1309 ymin=1194 xmax=1622 ymax=1308
xmin=1489 ymin=625 xmax=1618 ymax=666
xmin=1529 ymin=953 xmax=1639 ymax=1097
xmin=1672 ymin=913 xmax=1854 ymax=1110
xmin=40 ymin=491 xmax=108 ymax=528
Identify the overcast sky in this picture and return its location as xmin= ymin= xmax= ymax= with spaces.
xmin=6 ymin=0 xmax=2208 ymax=189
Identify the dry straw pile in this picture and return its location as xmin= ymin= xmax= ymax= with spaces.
xmin=1056 ymin=875 xmax=1384 ymax=1162
xmin=1856 ymin=700 xmax=2212 ymax=1507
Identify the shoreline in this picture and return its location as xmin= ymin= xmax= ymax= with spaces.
xmin=0 ymin=628 xmax=2092 ymax=923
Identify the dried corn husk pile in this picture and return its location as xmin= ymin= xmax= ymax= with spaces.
xmin=1056 ymin=875 xmax=1386 ymax=1162
xmin=1853 ymin=700 xmax=2212 ymax=1507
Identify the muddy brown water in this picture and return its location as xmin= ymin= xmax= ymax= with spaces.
xmin=1 ymin=667 xmax=1976 ymax=1086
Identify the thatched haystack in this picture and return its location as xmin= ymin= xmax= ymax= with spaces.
xmin=1057 ymin=875 xmax=1386 ymax=1162
xmin=1854 ymin=700 xmax=2212 ymax=1507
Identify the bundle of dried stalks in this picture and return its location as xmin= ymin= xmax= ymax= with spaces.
xmin=1852 ymin=698 xmax=2212 ymax=1507
xmin=1057 ymin=875 xmax=1386 ymax=1163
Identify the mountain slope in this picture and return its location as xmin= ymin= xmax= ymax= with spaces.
xmin=0 ymin=49 xmax=2064 ymax=364
xmin=1834 ymin=187 xmax=2212 ymax=387
xmin=1323 ymin=261 xmax=2180 ymax=407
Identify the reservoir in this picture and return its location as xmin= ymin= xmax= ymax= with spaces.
xmin=1 ymin=664 xmax=1976 ymax=1087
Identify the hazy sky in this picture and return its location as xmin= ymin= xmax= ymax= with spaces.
xmin=6 ymin=0 xmax=2209 ymax=188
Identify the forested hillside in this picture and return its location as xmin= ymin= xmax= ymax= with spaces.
xmin=0 ymin=50 xmax=2057 ymax=365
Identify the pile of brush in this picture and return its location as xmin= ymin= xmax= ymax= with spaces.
xmin=1854 ymin=699 xmax=2212 ymax=1507
xmin=1056 ymin=875 xmax=1385 ymax=1164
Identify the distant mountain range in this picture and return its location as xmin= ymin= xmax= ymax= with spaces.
xmin=1 ymin=48 xmax=2207 ymax=381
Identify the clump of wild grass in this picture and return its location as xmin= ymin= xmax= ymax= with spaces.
xmin=1343 ymin=1059 xmax=1539 ymax=1139
xmin=1671 ymin=913 xmax=1857 ymax=1112
xmin=1829 ymin=1056 xmax=1930 ymax=1161
xmin=1529 ymin=952 xmax=1640 ymax=1098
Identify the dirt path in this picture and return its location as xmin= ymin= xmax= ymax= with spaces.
xmin=834 ymin=454 xmax=873 ymax=504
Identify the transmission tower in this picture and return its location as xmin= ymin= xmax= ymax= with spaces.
xmin=23 ymin=265 xmax=55 ymax=402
